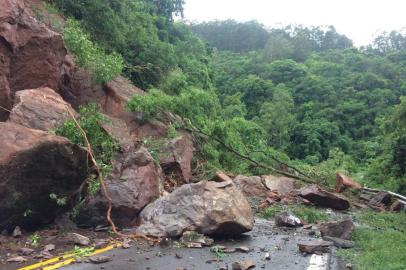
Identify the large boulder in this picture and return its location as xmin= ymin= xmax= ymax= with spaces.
xmin=335 ymin=173 xmax=362 ymax=192
xmin=299 ymin=185 xmax=350 ymax=210
xmin=233 ymin=175 xmax=297 ymax=198
xmin=0 ymin=122 xmax=88 ymax=230
xmin=136 ymin=181 xmax=254 ymax=237
xmin=0 ymin=0 xmax=72 ymax=120
xmin=8 ymin=87 xmax=74 ymax=131
xmin=76 ymin=147 xmax=162 ymax=228
xmin=158 ymin=132 xmax=194 ymax=187
xmin=262 ymin=175 xmax=297 ymax=195
xmin=233 ymin=175 xmax=269 ymax=198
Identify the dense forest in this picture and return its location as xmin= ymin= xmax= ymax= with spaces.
xmin=50 ymin=0 xmax=406 ymax=194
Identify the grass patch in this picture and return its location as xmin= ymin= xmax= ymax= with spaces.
xmin=261 ymin=204 xmax=329 ymax=224
xmin=338 ymin=210 xmax=406 ymax=270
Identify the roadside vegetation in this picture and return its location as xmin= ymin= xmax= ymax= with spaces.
xmin=338 ymin=211 xmax=406 ymax=270
xmin=55 ymin=104 xmax=119 ymax=195
xmin=261 ymin=205 xmax=329 ymax=224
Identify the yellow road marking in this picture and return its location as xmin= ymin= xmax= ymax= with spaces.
xmin=18 ymin=243 xmax=122 ymax=270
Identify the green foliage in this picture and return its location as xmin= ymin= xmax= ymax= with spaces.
xmin=261 ymin=205 xmax=328 ymax=224
xmin=53 ymin=0 xmax=208 ymax=89
xmin=338 ymin=211 xmax=406 ymax=270
xmin=63 ymin=19 xmax=123 ymax=83
xmin=166 ymin=124 xmax=178 ymax=139
xmin=29 ymin=234 xmax=41 ymax=247
xmin=49 ymin=193 xmax=67 ymax=206
xmin=55 ymin=104 xmax=119 ymax=194
xmin=70 ymin=246 xmax=95 ymax=258
xmin=210 ymin=246 xmax=226 ymax=259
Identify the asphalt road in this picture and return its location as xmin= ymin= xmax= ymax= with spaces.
xmin=61 ymin=219 xmax=340 ymax=270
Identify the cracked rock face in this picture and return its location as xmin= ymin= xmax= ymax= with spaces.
xmin=0 ymin=0 xmax=72 ymax=120
xmin=76 ymin=147 xmax=162 ymax=228
xmin=136 ymin=181 xmax=254 ymax=237
xmin=0 ymin=122 xmax=88 ymax=231
xmin=8 ymin=87 xmax=75 ymax=131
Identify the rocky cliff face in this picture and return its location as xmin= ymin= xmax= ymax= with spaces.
xmin=0 ymin=0 xmax=197 ymax=231
xmin=0 ymin=0 xmax=72 ymax=121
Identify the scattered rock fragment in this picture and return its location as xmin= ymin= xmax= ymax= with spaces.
xmin=94 ymin=239 xmax=109 ymax=249
xmin=264 ymin=253 xmax=271 ymax=260
xmin=19 ymin=248 xmax=34 ymax=256
xmin=68 ymin=233 xmax=90 ymax=246
xmin=88 ymin=256 xmax=112 ymax=264
xmin=122 ymin=239 xmax=132 ymax=249
xmin=36 ymin=251 xmax=53 ymax=259
xmin=322 ymin=236 xmax=354 ymax=249
xmin=298 ymin=240 xmax=333 ymax=254
xmin=335 ymin=173 xmax=362 ymax=192
xmin=12 ymin=226 xmax=22 ymax=238
xmin=180 ymin=231 xmax=214 ymax=248
xmin=44 ymin=244 xmax=55 ymax=252
xmin=319 ymin=220 xmax=355 ymax=240
xmin=299 ymin=185 xmax=350 ymax=210
xmin=214 ymin=171 xmax=233 ymax=182
xmin=232 ymin=260 xmax=256 ymax=270
xmin=390 ymin=200 xmax=405 ymax=212
xmin=275 ymin=212 xmax=302 ymax=227
xmin=7 ymin=256 xmax=27 ymax=263
xmin=369 ymin=191 xmax=392 ymax=206
xmin=236 ymin=246 xmax=250 ymax=253
xmin=175 ymin=253 xmax=183 ymax=259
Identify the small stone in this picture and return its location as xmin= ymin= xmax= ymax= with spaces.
xmin=44 ymin=244 xmax=55 ymax=252
xmin=12 ymin=226 xmax=22 ymax=238
xmin=94 ymin=225 xmax=109 ymax=232
xmin=319 ymin=220 xmax=355 ymax=240
xmin=68 ymin=233 xmax=90 ymax=246
xmin=224 ymin=248 xmax=237 ymax=253
xmin=88 ymin=256 xmax=112 ymax=264
xmin=38 ymin=251 xmax=53 ymax=259
xmin=298 ymin=240 xmax=333 ymax=254
xmin=236 ymin=246 xmax=250 ymax=253
xmin=19 ymin=248 xmax=34 ymax=255
xmin=303 ymin=224 xmax=312 ymax=230
xmin=94 ymin=239 xmax=109 ymax=249
xmin=122 ymin=239 xmax=132 ymax=249
xmin=322 ymin=236 xmax=354 ymax=249
xmin=390 ymin=200 xmax=404 ymax=212
xmin=275 ymin=212 xmax=302 ymax=227
xmin=175 ymin=253 xmax=183 ymax=259
xmin=264 ymin=252 xmax=271 ymax=260
xmin=232 ymin=260 xmax=256 ymax=270
xmin=7 ymin=256 xmax=27 ymax=263
xmin=308 ymin=231 xmax=316 ymax=236
xmin=185 ymin=242 xmax=202 ymax=248
xmin=346 ymin=263 xmax=353 ymax=269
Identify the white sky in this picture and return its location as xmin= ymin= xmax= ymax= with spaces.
xmin=183 ymin=0 xmax=406 ymax=46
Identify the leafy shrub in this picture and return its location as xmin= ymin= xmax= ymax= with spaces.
xmin=63 ymin=19 xmax=123 ymax=83
xmin=55 ymin=104 xmax=119 ymax=194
